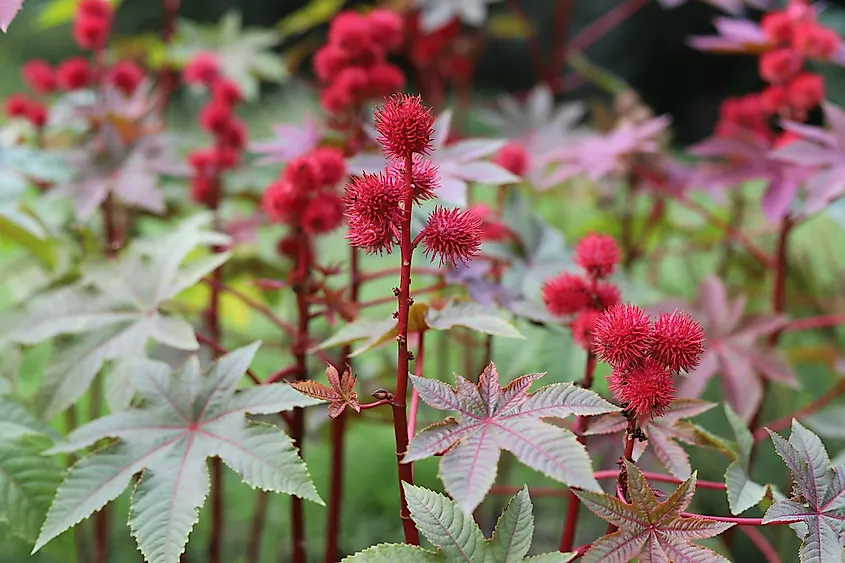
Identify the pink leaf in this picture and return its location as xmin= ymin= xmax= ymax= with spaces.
xmin=0 ymin=0 xmax=23 ymax=32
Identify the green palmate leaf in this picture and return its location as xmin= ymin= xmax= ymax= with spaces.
xmin=341 ymin=543 xmax=443 ymax=562
xmin=341 ymin=485 xmax=575 ymax=562
xmin=172 ymin=11 xmax=287 ymax=100
xmin=723 ymin=404 xmax=777 ymax=515
xmin=316 ymin=300 xmax=524 ymax=357
xmin=1 ymin=214 xmax=231 ymax=416
xmin=34 ymin=343 xmax=323 ymax=563
xmin=575 ymin=461 xmax=733 ymax=563
xmin=426 ymin=301 xmax=525 ymax=339
xmin=764 ymin=420 xmax=845 ymax=563
xmin=0 ymin=398 xmax=65 ymax=547
xmin=0 ymin=204 xmax=56 ymax=268
xmin=405 ymin=364 xmax=618 ymax=512
xmin=0 ymin=436 xmax=67 ymax=545
xmin=585 ymin=399 xmax=716 ymax=479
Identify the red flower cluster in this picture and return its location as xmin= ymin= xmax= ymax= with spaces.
xmin=344 ymin=95 xmax=482 ymax=264
xmin=183 ymin=54 xmax=247 ymax=206
xmin=4 ymin=2 xmax=148 ymax=131
xmin=262 ymin=146 xmax=347 ymax=235
xmin=542 ymin=233 xmax=622 ymax=350
xmin=593 ymin=304 xmax=705 ymax=419
xmin=407 ymin=17 xmax=472 ymax=85
xmin=717 ymin=0 xmax=838 ymax=141
xmin=73 ymin=0 xmax=112 ymax=51
xmin=313 ymin=9 xmax=405 ymax=116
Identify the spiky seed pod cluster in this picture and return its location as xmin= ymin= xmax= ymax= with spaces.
xmin=343 ymin=94 xmax=482 ymax=265
xmin=593 ymin=303 xmax=705 ymax=419
xmin=541 ymin=233 xmax=622 ymax=351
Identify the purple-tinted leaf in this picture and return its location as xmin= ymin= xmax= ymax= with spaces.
xmin=406 ymin=363 xmax=617 ymax=511
xmin=577 ymin=461 xmax=733 ymax=563
xmin=450 ymin=161 xmax=520 ymax=185
xmin=666 ymin=276 xmax=795 ymax=422
xmin=250 ymin=114 xmax=321 ymax=166
xmin=687 ymin=17 xmax=767 ymax=53
xmin=764 ymin=422 xmax=845 ymax=563
xmin=0 ymin=0 xmax=23 ymax=32
xmin=585 ymin=400 xmax=715 ymax=479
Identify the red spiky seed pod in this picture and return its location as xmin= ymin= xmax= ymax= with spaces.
xmin=283 ymin=156 xmax=321 ymax=192
xmin=650 ymin=310 xmax=705 ymax=373
xmin=389 ymin=154 xmax=439 ymax=203
xmin=419 ymin=206 xmax=483 ymax=268
xmin=262 ymin=180 xmax=306 ymax=224
xmin=312 ymin=147 xmax=347 ymax=186
xmin=212 ymin=78 xmax=243 ymax=107
xmin=367 ymin=9 xmax=403 ymax=50
xmin=608 ymin=359 xmax=676 ymax=419
xmin=4 ymin=94 xmax=31 ymax=118
xmin=572 ymin=310 xmax=600 ymax=351
xmin=56 ymin=58 xmax=92 ymax=91
xmin=344 ymin=172 xmax=404 ymax=254
xmin=542 ymin=273 xmax=590 ymax=316
xmin=575 ymin=233 xmax=621 ymax=279
xmin=592 ymin=303 xmax=653 ymax=368
xmin=198 ymin=101 xmax=232 ymax=135
xmin=183 ymin=52 xmax=220 ymax=85
xmin=22 ymin=61 xmax=57 ymax=95
xmin=26 ymin=103 xmax=48 ymax=128
xmin=106 ymin=61 xmax=145 ymax=96
xmin=302 ymin=193 xmax=345 ymax=234
xmin=374 ymin=94 xmax=435 ymax=160
xmin=594 ymin=281 xmax=621 ymax=311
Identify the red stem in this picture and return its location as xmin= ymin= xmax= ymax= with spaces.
xmin=202 ymin=277 xmax=296 ymax=335
xmin=264 ymin=365 xmax=301 ymax=384
xmin=324 ymin=247 xmax=361 ymax=563
xmin=290 ymin=230 xmax=312 ymax=563
xmin=782 ymin=314 xmax=845 ymax=332
xmin=355 ymin=265 xmax=441 ymax=285
xmin=753 ymin=378 xmax=845 ymax=442
xmin=739 ymin=526 xmax=781 ymax=563
xmin=546 ymin=0 xmax=573 ymax=85
xmin=491 ymin=471 xmax=727 ymax=498
xmin=633 ymin=165 xmax=773 ymax=268
xmin=207 ymin=176 xmax=225 ymax=563
xmin=156 ymin=0 xmax=181 ymax=112
xmin=749 ymin=217 xmax=794 ymax=461
xmin=246 ymin=491 xmax=269 ymax=563
xmin=357 ymin=282 xmax=446 ymax=309
xmin=559 ymin=354 xmax=596 ymax=552
xmin=391 ymin=154 xmax=421 ymax=545
xmin=567 ymin=0 xmax=651 ymax=53
xmin=360 ymin=399 xmax=393 ymax=410
xmin=407 ymin=331 xmax=426 ymax=442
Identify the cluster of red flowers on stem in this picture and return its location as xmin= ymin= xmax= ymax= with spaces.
xmin=593 ymin=304 xmax=705 ymax=420
xmin=4 ymin=0 xmax=146 ymax=130
xmin=407 ymin=18 xmax=473 ymax=86
xmin=542 ymin=233 xmax=623 ymax=350
xmin=183 ymin=55 xmax=247 ymax=207
xmin=717 ymin=0 xmax=838 ymax=142
xmin=314 ymin=9 xmax=405 ymax=119
xmin=261 ymin=147 xmax=347 ymax=238
xmin=344 ymin=94 xmax=482 ymax=267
